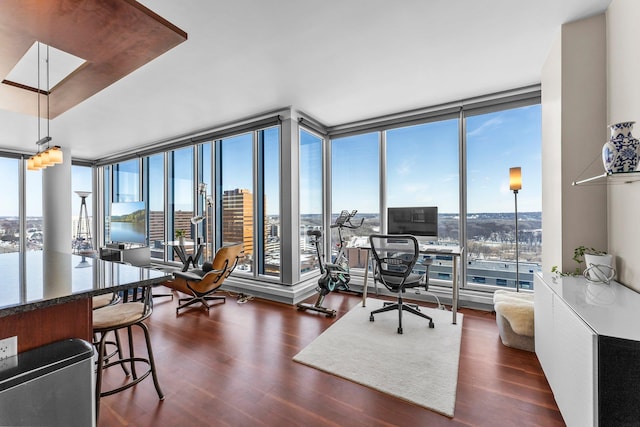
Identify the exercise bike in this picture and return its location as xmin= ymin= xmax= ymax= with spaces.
xmin=297 ymin=209 xmax=364 ymax=317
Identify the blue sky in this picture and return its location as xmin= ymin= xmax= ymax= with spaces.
xmin=0 ymin=160 xmax=92 ymax=217
xmin=1 ymin=106 xmax=541 ymax=217
xmin=330 ymin=104 xmax=541 ymax=214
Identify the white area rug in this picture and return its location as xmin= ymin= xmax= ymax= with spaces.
xmin=293 ymin=298 xmax=463 ymax=417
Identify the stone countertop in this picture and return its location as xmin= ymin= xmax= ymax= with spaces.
xmin=0 ymin=251 xmax=171 ymax=318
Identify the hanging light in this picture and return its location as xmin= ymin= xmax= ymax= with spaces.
xmin=27 ymin=43 xmax=63 ymax=171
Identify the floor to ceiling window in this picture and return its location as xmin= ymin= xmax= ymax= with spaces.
xmin=0 ymin=156 xmax=43 ymax=254
xmin=195 ymin=143 xmax=212 ymax=263
xmin=0 ymin=155 xmax=43 ymax=305
xmin=218 ymin=133 xmax=254 ymax=272
xmin=113 ymin=159 xmax=139 ymax=202
xmin=0 ymin=157 xmax=21 ymax=254
xmin=100 ymin=122 xmax=280 ymax=277
xmin=108 ymin=159 xmax=144 ymax=247
xmin=93 ymin=97 xmax=540 ymax=293
xmin=386 ymin=118 xmax=460 ymax=284
xmin=260 ymin=127 xmax=281 ymax=277
xmin=329 ymin=96 xmax=541 ymax=292
xmin=169 ymin=147 xmax=194 ymax=262
xmin=466 ymin=104 xmax=542 ymax=290
xmin=299 ymin=128 xmax=324 ymax=275
xmin=145 ymin=153 xmax=165 ymax=260
xmin=25 ymin=163 xmax=43 ymax=251
xmin=331 ymin=132 xmax=379 ymax=270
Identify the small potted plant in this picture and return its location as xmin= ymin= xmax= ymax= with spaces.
xmin=175 ymin=229 xmax=187 ymax=247
xmin=552 ymin=246 xmax=615 ymax=281
xmin=574 ymin=246 xmax=615 ymax=282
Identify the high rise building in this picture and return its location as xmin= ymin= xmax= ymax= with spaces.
xmin=222 ymin=189 xmax=253 ymax=257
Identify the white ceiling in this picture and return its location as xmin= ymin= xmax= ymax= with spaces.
xmin=0 ymin=0 xmax=612 ymax=160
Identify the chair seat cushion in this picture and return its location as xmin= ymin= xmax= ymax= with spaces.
xmin=92 ymin=294 xmax=115 ymax=309
xmin=93 ymin=302 xmax=146 ymax=329
xmin=377 ymin=272 xmax=424 ymax=289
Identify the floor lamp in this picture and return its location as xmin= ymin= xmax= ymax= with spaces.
xmin=510 ymin=167 xmax=522 ymax=291
xmin=74 ymin=191 xmax=93 ymax=255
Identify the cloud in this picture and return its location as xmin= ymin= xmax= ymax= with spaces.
xmin=467 ymin=116 xmax=504 ymax=137
xmin=396 ymin=160 xmax=413 ymax=176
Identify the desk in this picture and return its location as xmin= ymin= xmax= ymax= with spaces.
xmin=356 ymin=244 xmax=463 ymax=324
xmin=0 ymin=251 xmax=170 ymax=353
xmin=165 ymin=240 xmax=203 ymax=271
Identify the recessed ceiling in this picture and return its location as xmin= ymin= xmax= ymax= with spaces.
xmin=0 ymin=0 xmax=613 ymax=160
xmin=0 ymin=0 xmax=187 ymax=118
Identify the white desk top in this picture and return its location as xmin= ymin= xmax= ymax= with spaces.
xmin=348 ymin=237 xmax=461 ymax=256
xmin=418 ymin=245 xmax=462 ymax=256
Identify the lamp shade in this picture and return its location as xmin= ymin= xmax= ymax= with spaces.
xmin=48 ymin=147 xmax=63 ymax=164
xmin=509 ymin=167 xmax=522 ymax=191
xmin=39 ymin=150 xmax=50 ymax=167
xmin=27 ymin=157 xmax=38 ymax=171
xmin=33 ymin=153 xmax=43 ymax=169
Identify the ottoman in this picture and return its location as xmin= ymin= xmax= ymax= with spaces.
xmin=493 ymin=289 xmax=535 ymax=352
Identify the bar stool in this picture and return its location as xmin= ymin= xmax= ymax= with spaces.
xmin=92 ymin=293 xmax=128 ymax=376
xmin=92 ymin=287 xmax=164 ymax=419
xmin=92 ymin=293 xmax=119 ymax=309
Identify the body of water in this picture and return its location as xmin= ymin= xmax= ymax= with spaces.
xmin=111 ymin=221 xmax=146 ymax=245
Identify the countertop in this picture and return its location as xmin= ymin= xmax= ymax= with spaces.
xmin=0 ymin=251 xmax=171 ymax=318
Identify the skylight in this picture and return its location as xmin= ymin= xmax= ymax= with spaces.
xmin=5 ymin=41 xmax=85 ymax=91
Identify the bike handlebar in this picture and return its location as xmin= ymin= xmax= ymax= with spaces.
xmin=330 ymin=209 xmax=364 ymax=229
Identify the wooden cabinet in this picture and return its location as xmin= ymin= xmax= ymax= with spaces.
xmin=535 ymin=273 xmax=640 ymax=427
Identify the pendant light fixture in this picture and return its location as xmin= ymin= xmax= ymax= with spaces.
xmin=27 ymin=43 xmax=63 ymax=171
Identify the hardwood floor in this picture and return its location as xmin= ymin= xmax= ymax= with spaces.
xmin=98 ymin=288 xmax=565 ymax=427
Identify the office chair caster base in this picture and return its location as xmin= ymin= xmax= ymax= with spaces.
xmin=397 ymin=327 xmax=403 ymax=334
xmin=369 ymin=314 xmax=374 ymax=321
xmin=429 ymin=321 xmax=435 ymax=328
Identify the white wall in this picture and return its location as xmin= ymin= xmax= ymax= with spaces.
xmin=607 ymin=0 xmax=640 ymax=290
xmin=541 ymin=34 xmax=563 ymax=273
xmin=541 ymin=14 xmax=607 ymax=274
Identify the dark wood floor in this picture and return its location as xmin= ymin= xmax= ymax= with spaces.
xmin=98 ymin=288 xmax=565 ymax=427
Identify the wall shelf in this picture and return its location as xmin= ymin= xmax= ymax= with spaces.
xmin=572 ymin=171 xmax=640 ymax=186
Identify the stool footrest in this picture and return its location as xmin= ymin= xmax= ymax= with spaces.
xmin=100 ymin=357 xmax=157 ymax=397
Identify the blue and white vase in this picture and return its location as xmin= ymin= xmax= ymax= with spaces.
xmin=602 ymin=121 xmax=640 ymax=173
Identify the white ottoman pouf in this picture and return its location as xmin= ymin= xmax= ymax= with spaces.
xmin=493 ymin=289 xmax=535 ymax=352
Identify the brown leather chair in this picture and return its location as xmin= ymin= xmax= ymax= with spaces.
xmin=165 ymin=242 xmax=244 ymax=314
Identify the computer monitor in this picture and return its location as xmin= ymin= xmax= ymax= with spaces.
xmin=387 ymin=206 xmax=438 ymax=238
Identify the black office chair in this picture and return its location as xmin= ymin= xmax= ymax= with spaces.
xmin=369 ymin=234 xmax=435 ymax=334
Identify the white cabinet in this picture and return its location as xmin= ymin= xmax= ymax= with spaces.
xmin=533 ymin=278 xmax=554 ymax=378
xmin=535 ymin=273 xmax=640 ymax=427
